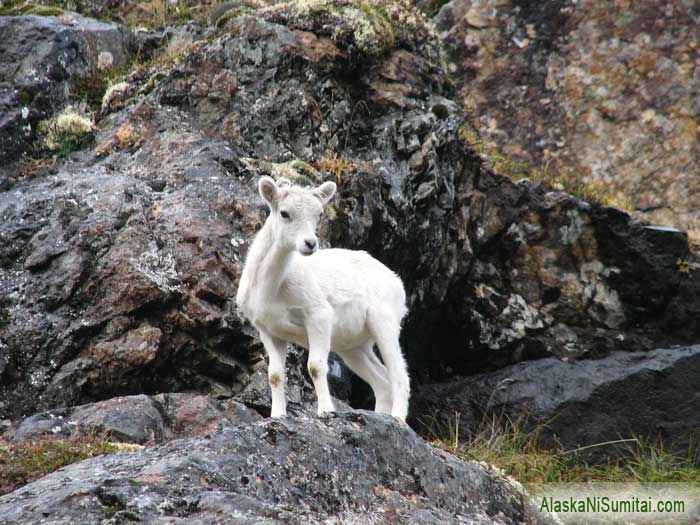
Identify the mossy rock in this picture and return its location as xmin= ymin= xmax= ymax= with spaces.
xmin=241 ymin=158 xmax=323 ymax=187
xmin=211 ymin=1 xmax=262 ymax=27
xmin=217 ymin=0 xmax=441 ymax=62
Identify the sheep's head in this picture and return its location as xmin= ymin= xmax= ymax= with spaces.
xmin=258 ymin=176 xmax=336 ymax=256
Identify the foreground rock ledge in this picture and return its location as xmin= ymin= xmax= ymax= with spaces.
xmin=0 ymin=411 xmax=543 ymax=524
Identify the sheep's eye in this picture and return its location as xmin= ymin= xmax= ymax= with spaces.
xmin=280 ymin=210 xmax=290 ymax=220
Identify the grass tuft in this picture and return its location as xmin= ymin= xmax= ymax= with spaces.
xmin=422 ymin=413 xmax=700 ymax=490
xmin=0 ymin=2 xmax=64 ymax=16
xmin=36 ymin=106 xmax=94 ymax=156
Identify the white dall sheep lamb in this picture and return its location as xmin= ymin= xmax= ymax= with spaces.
xmin=236 ymin=176 xmax=410 ymax=420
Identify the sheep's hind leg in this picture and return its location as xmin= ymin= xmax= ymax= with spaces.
xmin=367 ymin=307 xmax=410 ymax=421
xmin=341 ymin=343 xmax=392 ymax=414
xmin=259 ymin=331 xmax=288 ymax=417
xmin=306 ymin=314 xmax=335 ymax=415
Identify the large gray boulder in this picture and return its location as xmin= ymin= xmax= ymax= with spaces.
xmin=414 ymin=345 xmax=700 ymax=456
xmin=0 ymin=411 xmax=543 ymax=524
xmin=5 ymin=393 xmax=262 ymax=444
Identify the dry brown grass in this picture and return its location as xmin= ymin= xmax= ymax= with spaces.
xmin=314 ymin=155 xmax=356 ymax=182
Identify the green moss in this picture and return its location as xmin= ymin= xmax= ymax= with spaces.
xmin=0 ymin=2 xmax=64 ymax=16
xmin=17 ymin=89 xmax=32 ymax=106
xmin=220 ymin=0 xmax=440 ymax=61
xmin=0 ymin=436 xmax=119 ymax=496
xmin=71 ymin=75 xmax=110 ymax=112
xmin=359 ymin=2 xmax=395 ymax=50
xmin=212 ymin=1 xmax=260 ymax=28
xmin=21 ymin=4 xmax=63 ymax=15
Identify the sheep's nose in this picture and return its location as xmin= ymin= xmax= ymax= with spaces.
xmin=304 ymin=238 xmax=317 ymax=251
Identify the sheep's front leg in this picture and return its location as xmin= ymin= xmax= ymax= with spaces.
xmin=306 ymin=312 xmax=335 ymax=415
xmin=259 ymin=331 xmax=288 ymax=417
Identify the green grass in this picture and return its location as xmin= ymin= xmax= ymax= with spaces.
xmin=0 ymin=435 xmax=119 ymax=495
xmin=423 ymin=414 xmax=700 ymax=491
xmin=0 ymin=1 xmax=64 ymax=16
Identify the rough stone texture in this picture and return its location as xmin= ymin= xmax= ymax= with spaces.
xmin=0 ymin=12 xmax=133 ymax=165
xmin=0 ymin=4 xmax=699 ymax=440
xmin=436 ymin=0 xmax=700 ymax=230
xmin=414 ymin=345 xmax=700 ymax=456
xmin=4 ymin=393 xmax=261 ymax=444
xmin=0 ymin=411 xmax=545 ymax=525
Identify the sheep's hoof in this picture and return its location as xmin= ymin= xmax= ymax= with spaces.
xmin=392 ymin=416 xmax=408 ymax=426
xmin=317 ymin=410 xmax=336 ymax=420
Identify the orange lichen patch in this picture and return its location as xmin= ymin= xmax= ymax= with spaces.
xmin=116 ymin=123 xmax=146 ymax=149
xmin=633 ymin=51 xmax=657 ymax=76
xmin=680 ymin=117 xmax=697 ymax=141
xmin=95 ymin=122 xmax=148 ymax=156
xmin=314 ymin=155 xmax=356 ymax=182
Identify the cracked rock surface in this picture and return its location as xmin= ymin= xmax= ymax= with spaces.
xmin=0 ymin=411 xmax=543 ymax=525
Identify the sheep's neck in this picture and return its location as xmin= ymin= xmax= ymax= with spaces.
xmin=241 ymin=221 xmax=293 ymax=310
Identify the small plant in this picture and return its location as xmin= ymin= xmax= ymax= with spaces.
xmin=0 ymin=435 xmax=119 ymax=495
xmin=101 ymin=81 xmax=131 ymax=113
xmin=37 ymin=107 xmax=94 ymax=156
xmin=124 ymin=0 xmax=194 ymax=29
xmin=314 ymin=155 xmax=356 ymax=183
xmin=308 ymin=96 xmax=368 ymax=183
xmin=95 ymin=121 xmax=147 ymax=156
xmin=422 ymin=412 xmax=700 ymax=490
xmin=675 ymin=257 xmax=699 ymax=278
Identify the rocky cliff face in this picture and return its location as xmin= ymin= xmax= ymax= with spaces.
xmin=0 ymin=11 xmax=133 ymax=166
xmin=436 ymin=0 xmax=700 ymax=231
xmin=0 ymin=410 xmax=545 ymax=525
xmin=0 ymin=1 xmax=699 ymax=507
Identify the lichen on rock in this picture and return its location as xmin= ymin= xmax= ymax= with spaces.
xmin=219 ymin=0 xmax=443 ymax=62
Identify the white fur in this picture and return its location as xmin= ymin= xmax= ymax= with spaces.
xmin=236 ymin=176 xmax=410 ymax=420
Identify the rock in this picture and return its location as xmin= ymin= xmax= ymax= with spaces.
xmin=436 ymin=0 xmax=700 ymax=229
xmin=0 ymin=411 xmax=544 ymax=524
xmin=0 ymin=12 xmax=133 ymax=166
xmin=0 ymin=5 xmax=698 ymax=431
xmin=5 ymin=393 xmax=261 ymax=444
xmin=414 ymin=345 xmax=700 ymax=456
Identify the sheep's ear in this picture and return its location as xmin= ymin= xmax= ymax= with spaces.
xmin=313 ymin=181 xmax=336 ymax=204
xmin=258 ymin=176 xmax=278 ymax=207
